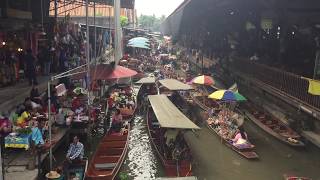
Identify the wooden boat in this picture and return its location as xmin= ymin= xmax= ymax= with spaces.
xmin=135 ymin=77 xmax=157 ymax=106
xmin=86 ymin=124 xmax=130 ymax=180
xmin=147 ymin=95 xmax=200 ymax=177
xmin=243 ymin=103 xmax=305 ymax=147
xmin=283 ymin=174 xmax=312 ymax=180
xmin=68 ymin=158 xmax=89 ymax=180
xmin=206 ymin=122 xmax=259 ymax=159
xmin=158 ymin=78 xmax=197 ymax=119
xmin=192 ymin=95 xmax=221 ymax=112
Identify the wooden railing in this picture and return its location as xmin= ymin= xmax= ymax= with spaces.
xmin=231 ymin=59 xmax=320 ymax=109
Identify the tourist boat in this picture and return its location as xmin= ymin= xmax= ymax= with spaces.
xmin=68 ymin=157 xmax=89 ymax=180
xmin=86 ymin=124 xmax=130 ymax=180
xmin=243 ymin=103 xmax=305 ymax=147
xmin=147 ymin=95 xmax=200 ymax=177
xmin=135 ymin=77 xmax=157 ymax=107
xmin=158 ymin=78 xmax=195 ymax=116
xmin=283 ymin=174 xmax=312 ymax=180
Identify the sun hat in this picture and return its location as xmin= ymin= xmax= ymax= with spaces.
xmin=45 ymin=171 xmax=61 ymax=179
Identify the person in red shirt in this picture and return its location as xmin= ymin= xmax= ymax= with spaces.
xmin=111 ymin=109 xmax=123 ymax=132
xmin=72 ymin=97 xmax=81 ymax=111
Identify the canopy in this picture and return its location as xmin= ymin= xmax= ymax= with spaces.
xmin=148 ymin=95 xmax=200 ymax=129
xmin=159 ymin=79 xmax=193 ymax=91
xmin=135 ymin=77 xmax=156 ymax=84
xmin=192 ymin=75 xmax=215 ymax=85
xmin=74 ymin=64 xmax=137 ymax=80
xmin=128 ymin=37 xmax=150 ymax=43
xmin=104 ymin=65 xmax=137 ymax=79
xmin=208 ymin=90 xmax=247 ymax=101
xmin=127 ymin=43 xmax=151 ymax=49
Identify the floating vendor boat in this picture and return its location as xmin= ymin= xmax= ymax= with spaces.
xmin=147 ymin=95 xmax=200 ymax=177
xmin=107 ymin=84 xmax=137 ymax=121
xmin=206 ymin=113 xmax=259 ymax=159
xmin=86 ymin=123 xmax=130 ymax=180
xmin=67 ymin=157 xmax=89 ymax=180
xmin=243 ymin=103 xmax=305 ymax=147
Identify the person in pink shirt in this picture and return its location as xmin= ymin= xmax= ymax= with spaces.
xmin=232 ymin=127 xmax=248 ymax=145
xmin=111 ymin=109 xmax=123 ymax=132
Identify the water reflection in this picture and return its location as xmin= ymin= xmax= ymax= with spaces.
xmin=121 ymin=115 xmax=163 ymax=179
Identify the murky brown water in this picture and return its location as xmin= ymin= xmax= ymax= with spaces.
xmin=185 ymin=111 xmax=320 ymax=180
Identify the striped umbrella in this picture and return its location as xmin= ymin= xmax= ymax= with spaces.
xmin=208 ymin=90 xmax=247 ymax=101
xmin=192 ymin=75 xmax=215 ymax=85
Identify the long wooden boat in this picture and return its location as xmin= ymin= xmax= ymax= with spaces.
xmin=243 ymin=103 xmax=304 ymax=147
xmin=283 ymin=174 xmax=312 ymax=180
xmin=147 ymin=95 xmax=200 ymax=177
xmin=135 ymin=77 xmax=157 ymax=106
xmin=192 ymin=95 xmax=220 ymax=112
xmin=68 ymin=158 xmax=89 ymax=180
xmin=206 ymin=121 xmax=259 ymax=159
xmin=86 ymin=124 xmax=130 ymax=180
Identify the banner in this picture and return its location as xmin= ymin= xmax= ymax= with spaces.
xmin=303 ymin=77 xmax=320 ymax=95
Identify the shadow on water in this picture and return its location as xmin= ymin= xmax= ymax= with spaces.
xmin=119 ymin=115 xmax=164 ymax=179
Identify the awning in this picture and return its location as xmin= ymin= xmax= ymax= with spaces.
xmin=148 ymin=95 xmax=200 ymax=129
xmin=135 ymin=77 xmax=156 ymax=84
xmin=159 ymin=79 xmax=193 ymax=91
xmin=73 ymin=64 xmax=137 ymax=80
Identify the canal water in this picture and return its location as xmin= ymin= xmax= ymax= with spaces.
xmin=119 ymin=115 xmax=164 ymax=179
xmin=184 ymin=114 xmax=320 ymax=180
xmin=53 ymin=87 xmax=320 ymax=180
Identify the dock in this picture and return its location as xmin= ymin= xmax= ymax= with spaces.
xmin=4 ymin=128 xmax=69 ymax=180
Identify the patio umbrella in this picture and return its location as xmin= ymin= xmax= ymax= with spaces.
xmin=127 ymin=43 xmax=151 ymax=49
xmin=128 ymin=37 xmax=149 ymax=43
xmin=192 ymin=75 xmax=215 ymax=85
xmin=73 ymin=64 xmax=137 ymax=80
xmin=208 ymin=90 xmax=247 ymax=101
xmin=105 ymin=65 xmax=137 ymax=79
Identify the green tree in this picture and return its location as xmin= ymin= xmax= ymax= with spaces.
xmin=120 ymin=16 xmax=129 ymax=27
xmin=138 ymin=14 xmax=166 ymax=31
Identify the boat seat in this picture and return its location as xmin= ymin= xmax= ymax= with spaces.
xmin=94 ymin=163 xmax=117 ymax=170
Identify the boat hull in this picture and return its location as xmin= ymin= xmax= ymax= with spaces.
xmin=86 ymin=124 xmax=130 ymax=180
xmin=243 ymin=103 xmax=304 ymax=147
xmin=146 ymin=109 xmax=193 ymax=177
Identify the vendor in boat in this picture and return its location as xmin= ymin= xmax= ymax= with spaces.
xmin=232 ymin=126 xmax=248 ymax=145
xmin=66 ymin=135 xmax=84 ymax=162
xmin=111 ymin=109 xmax=123 ymax=132
xmin=64 ymin=135 xmax=84 ymax=179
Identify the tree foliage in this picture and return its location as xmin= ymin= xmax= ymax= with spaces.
xmin=138 ymin=14 xmax=166 ymax=31
xmin=120 ymin=16 xmax=129 ymax=27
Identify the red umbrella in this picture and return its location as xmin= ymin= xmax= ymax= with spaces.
xmin=73 ymin=64 xmax=137 ymax=80
xmin=105 ymin=65 xmax=137 ymax=79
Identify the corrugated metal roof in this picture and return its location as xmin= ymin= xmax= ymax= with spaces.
xmin=135 ymin=77 xmax=156 ymax=84
xmin=159 ymin=79 xmax=193 ymax=91
xmin=148 ymin=95 xmax=200 ymax=129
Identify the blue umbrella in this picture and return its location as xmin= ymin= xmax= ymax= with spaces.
xmin=127 ymin=43 xmax=150 ymax=49
xmin=129 ymin=37 xmax=149 ymax=43
xmin=128 ymin=41 xmax=150 ymax=47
